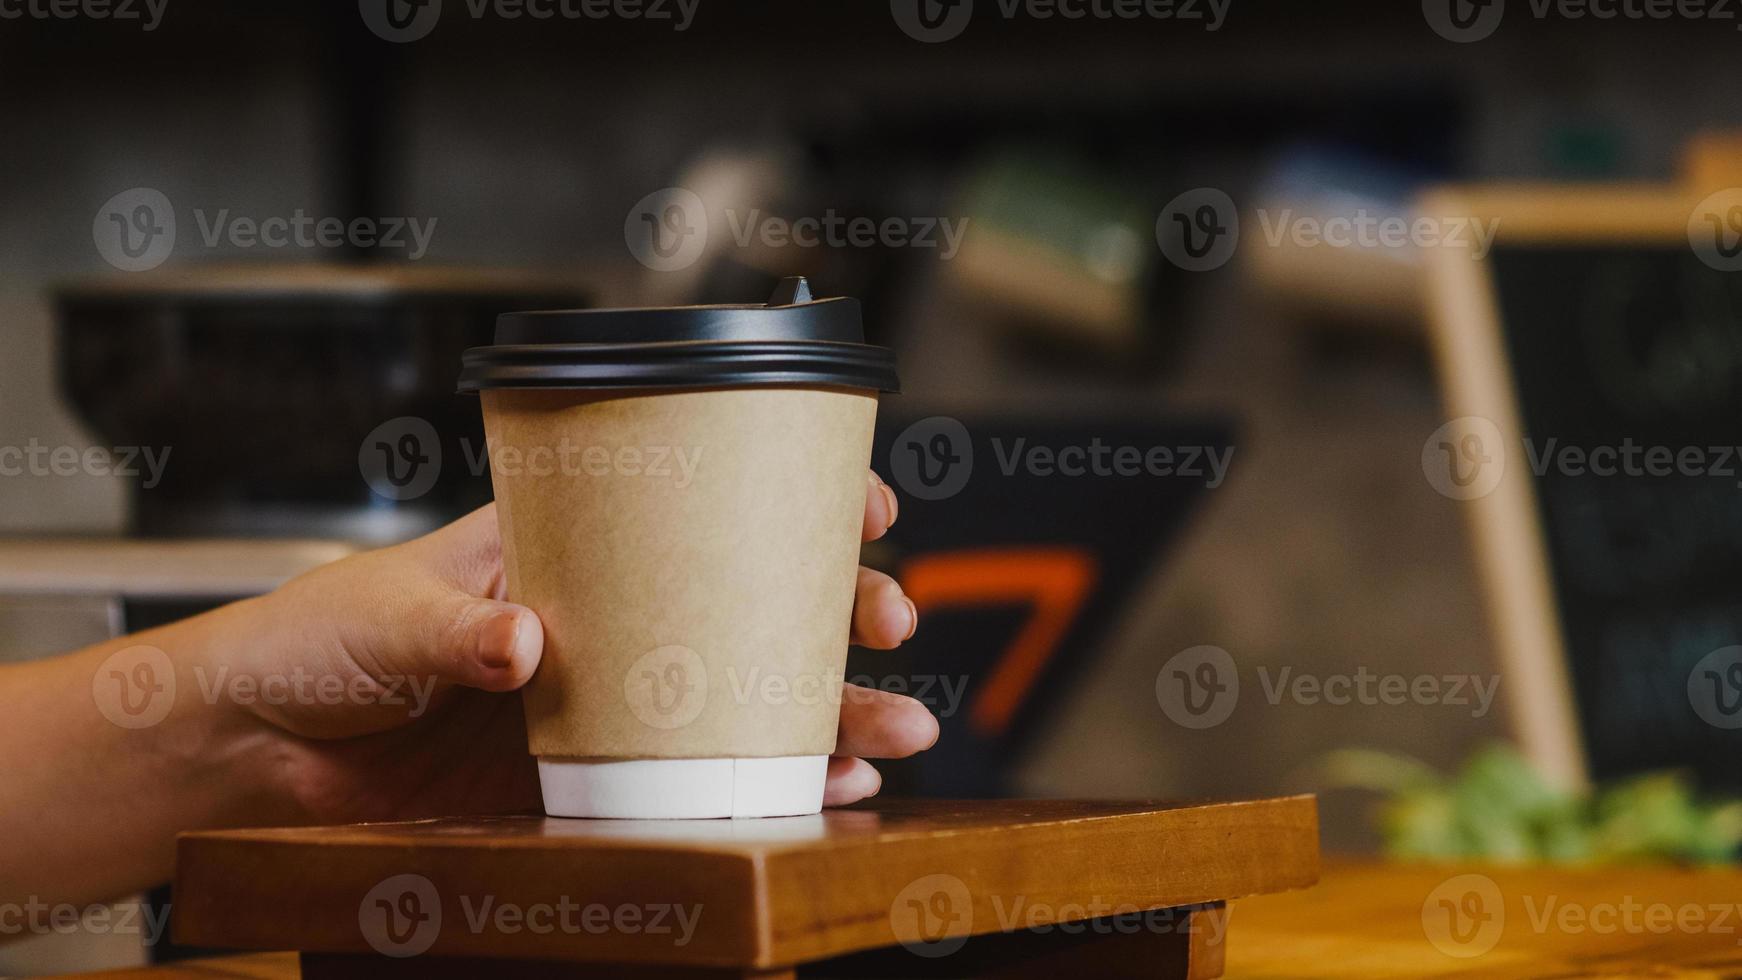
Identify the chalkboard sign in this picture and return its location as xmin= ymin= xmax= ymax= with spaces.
xmin=850 ymin=412 xmax=1235 ymax=797
xmin=1424 ymin=187 xmax=1742 ymax=792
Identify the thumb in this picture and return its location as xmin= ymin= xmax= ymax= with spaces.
xmin=403 ymin=593 xmax=544 ymax=693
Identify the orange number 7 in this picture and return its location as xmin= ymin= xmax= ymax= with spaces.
xmin=899 ymin=548 xmax=1098 ymax=738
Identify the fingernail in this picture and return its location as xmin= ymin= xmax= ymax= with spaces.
xmin=880 ymin=482 xmax=898 ymax=529
xmin=478 ymin=612 xmax=519 ymax=670
xmin=901 ymin=596 xmax=918 ymax=641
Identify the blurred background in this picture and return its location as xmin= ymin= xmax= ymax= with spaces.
xmin=5 ymin=0 xmax=1742 ymax=970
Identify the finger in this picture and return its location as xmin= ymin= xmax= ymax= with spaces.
xmin=836 ymin=685 xmax=939 ymax=758
xmin=862 ymin=471 xmax=898 ymax=543
xmin=851 ymin=567 xmax=916 ymax=648
xmin=406 ymin=594 xmax=545 ymax=693
xmin=823 ymin=756 xmax=882 ymax=807
xmin=410 ymin=504 xmax=509 ymax=599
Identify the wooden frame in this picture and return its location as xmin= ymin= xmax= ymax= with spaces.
xmin=1418 ymin=183 xmax=1710 ymax=790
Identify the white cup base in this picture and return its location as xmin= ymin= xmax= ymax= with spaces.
xmin=537 ymin=755 xmax=829 ymax=819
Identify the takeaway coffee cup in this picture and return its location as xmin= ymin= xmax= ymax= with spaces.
xmin=458 ymin=278 xmax=899 ymax=819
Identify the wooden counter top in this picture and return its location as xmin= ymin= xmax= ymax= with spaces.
xmin=72 ymin=857 xmax=1742 ymax=978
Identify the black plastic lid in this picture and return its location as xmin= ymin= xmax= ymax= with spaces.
xmin=457 ymin=278 xmax=899 ymax=393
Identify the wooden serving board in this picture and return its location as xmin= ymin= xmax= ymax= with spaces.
xmin=173 ymin=797 xmax=1319 ymax=979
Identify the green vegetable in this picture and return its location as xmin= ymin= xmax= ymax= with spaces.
xmin=1318 ymin=743 xmax=1741 ymax=864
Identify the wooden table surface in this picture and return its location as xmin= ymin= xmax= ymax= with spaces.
xmin=79 ymin=859 xmax=1742 ymax=979
xmin=173 ymin=798 xmax=1318 ymax=973
xmin=1227 ymin=858 xmax=1742 ymax=978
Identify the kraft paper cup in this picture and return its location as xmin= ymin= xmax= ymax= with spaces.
xmin=459 ymin=279 xmax=899 ymax=819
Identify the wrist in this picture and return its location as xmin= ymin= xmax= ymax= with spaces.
xmin=154 ymin=594 xmax=303 ymax=826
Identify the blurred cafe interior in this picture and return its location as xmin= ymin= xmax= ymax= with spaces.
xmin=5 ymin=0 xmax=1742 ymax=974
